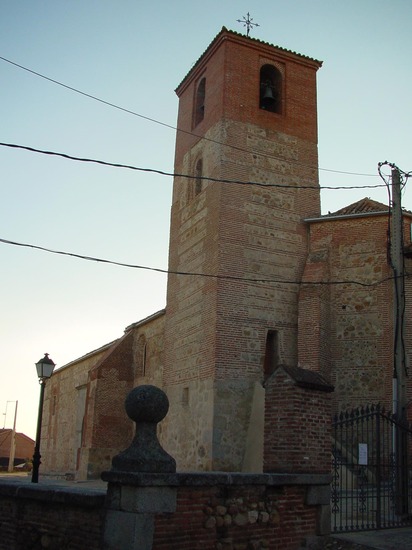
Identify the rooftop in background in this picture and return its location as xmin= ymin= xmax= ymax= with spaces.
xmin=330 ymin=197 xmax=389 ymax=216
xmin=307 ymin=197 xmax=412 ymax=222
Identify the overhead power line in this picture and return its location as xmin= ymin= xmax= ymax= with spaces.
xmin=0 ymin=55 xmax=378 ymax=178
xmin=0 ymin=55 xmax=177 ymax=131
xmin=0 ymin=236 xmax=402 ymax=288
xmin=0 ymin=142 xmax=387 ymax=191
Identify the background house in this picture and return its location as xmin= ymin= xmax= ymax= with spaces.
xmin=0 ymin=429 xmax=34 ymax=469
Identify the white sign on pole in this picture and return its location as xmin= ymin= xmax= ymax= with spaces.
xmin=359 ymin=443 xmax=368 ymax=466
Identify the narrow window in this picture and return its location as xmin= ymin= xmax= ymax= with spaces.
xmin=195 ymin=158 xmax=203 ymax=196
xmin=135 ymin=335 xmax=147 ymax=378
xmin=259 ymin=65 xmax=282 ymax=114
xmin=193 ymin=77 xmax=206 ymax=127
xmin=182 ymin=387 xmax=189 ymax=406
xmin=263 ymin=330 xmax=279 ymax=379
xmin=142 ymin=342 xmax=147 ymax=376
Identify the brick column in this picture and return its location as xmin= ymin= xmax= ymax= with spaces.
xmin=264 ymin=365 xmax=334 ymax=474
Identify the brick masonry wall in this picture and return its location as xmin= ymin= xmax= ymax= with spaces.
xmin=44 ymin=314 xmax=166 ymax=480
xmin=164 ymin=29 xmax=322 ymax=472
xmin=298 ymin=249 xmax=331 ymax=378
xmin=74 ymin=332 xmax=135 ymax=479
xmin=133 ymin=313 xmax=165 ymax=389
xmin=264 ymin=368 xmax=332 ymax=474
xmin=0 ymin=483 xmax=105 ymax=550
xmin=298 ymin=214 xmax=404 ymax=415
xmin=0 ymin=473 xmax=330 ymax=550
xmin=153 ymin=483 xmax=322 ymax=550
xmin=404 ymin=257 xmax=412 ymax=421
xmin=174 ymin=30 xmax=321 ymax=169
xmin=42 ymin=346 xmax=108 ymax=477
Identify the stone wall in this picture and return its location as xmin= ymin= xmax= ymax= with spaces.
xmin=42 ymin=312 xmax=165 ymax=480
xmin=0 ymin=481 xmax=105 ymax=550
xmin=152 ymin=474 xmax=330 ymax=550
xmin=0 ymin=473 xmax=330 ymax=550
xmin=76 ymin=331 xmax=136 ymax=480
xmin=299 ymin=212 xmax=412 ymax=415
xmin=42 ymin=344 xmax=111 ymax=477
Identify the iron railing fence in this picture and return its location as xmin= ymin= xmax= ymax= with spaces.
xmin=332 ymin=404 xmax=412 ymax=532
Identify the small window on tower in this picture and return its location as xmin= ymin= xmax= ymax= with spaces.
xmin=259 ymin=65 xmax=282 ymax=114
xmin=194 ymin=77 xmax=206 ymax=127
xmin=195 ymin=158 xmax=203 ymax=196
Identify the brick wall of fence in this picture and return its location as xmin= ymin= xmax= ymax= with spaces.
xmin=0 ymin=472 xmax=330 ymax=550
xmin=0 ymin=480 xmax=105 ymax=550
xmin=151 ymin=474 xmax=330 ymax=550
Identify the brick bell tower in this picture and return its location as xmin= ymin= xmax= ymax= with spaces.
xmin=162 ymin=27 xmax=322 ymax=471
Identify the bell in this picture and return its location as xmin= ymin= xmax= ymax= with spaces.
xmin=260 ymin=84 xmax=276 ymax=109
xmin=262 ymin=85 xmax=275 ymax=100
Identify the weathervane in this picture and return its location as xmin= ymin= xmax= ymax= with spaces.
xmin=236 ymin=12 xmax=260 ymax=37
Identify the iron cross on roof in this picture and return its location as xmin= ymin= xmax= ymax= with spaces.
xmin=236 ymin=12 xmax=260 ymax=37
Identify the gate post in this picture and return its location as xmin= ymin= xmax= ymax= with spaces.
xmin=376 ymin=406 xmax=381 ymax=529
xmin=395 ymin=420 xmax=409 ymax=517
xmin=101 ymin=385 xmax=177 ymax=550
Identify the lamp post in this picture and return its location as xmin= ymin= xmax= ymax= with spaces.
xmin=31 ymin=353 xmax=56 ymax=483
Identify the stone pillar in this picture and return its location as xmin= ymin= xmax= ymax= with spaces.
xmin=102 ymin=385 xmax=177 ymax=550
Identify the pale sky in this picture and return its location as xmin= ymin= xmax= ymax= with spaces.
xmin=1 ymin=1 xmax=411 ymax=440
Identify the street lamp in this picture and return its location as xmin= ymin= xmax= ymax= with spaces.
xmin=31 ymin=353 xmax=56 ymax=483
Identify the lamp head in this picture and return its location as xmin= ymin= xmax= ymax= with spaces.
xmin=35 ymin=353 xmax=56 ymax=381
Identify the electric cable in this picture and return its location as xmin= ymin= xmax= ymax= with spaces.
xmin=0 ymin=142 xmax=388 ymax=191
xmin=0 ymin=55 xmax=378 ymax=178
xmin=0 ymin=236 xmax=404 ymax=289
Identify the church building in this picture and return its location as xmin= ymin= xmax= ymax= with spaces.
xmin=41 ymin=28 xmax=412 ymax=480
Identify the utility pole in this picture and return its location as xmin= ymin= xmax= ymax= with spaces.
xmin=391 ymin=166 xmax=407 ymax=418
xmin=390 ymin=166 xmax=408 ymax=516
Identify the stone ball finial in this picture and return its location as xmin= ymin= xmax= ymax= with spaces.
xmin=125 ymin=385 xmax=169 ymax=424
xmin=110 ymin=384 xmax=176 ymax=473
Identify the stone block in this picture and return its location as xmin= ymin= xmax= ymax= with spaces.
xmin=103 ymin=510 xmax=154 ymax=550
xmin=316 ymin=505 xmax=331 ymax=536
xmin=120 ymin=486 xmax=177 ymax=514
xmin=306 ymin=485 xmax=330 ymax=505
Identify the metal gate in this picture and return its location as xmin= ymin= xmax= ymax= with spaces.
xmin=332 ymin=404 xmax=412 ymax=532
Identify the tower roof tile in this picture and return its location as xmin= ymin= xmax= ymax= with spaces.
xmin=176 ymin=26 xmax=322 ymax=93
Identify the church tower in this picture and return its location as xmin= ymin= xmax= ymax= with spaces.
xmin=162 ymin=28 xmax=322 ymax=471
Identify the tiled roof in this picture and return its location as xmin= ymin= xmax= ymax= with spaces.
xmin=124 ymin=309 xmax=166 ymax=332
xmin=328 ymin=197 xmax=389 ymax=217
xmin=176 ymin=26 xmax=322 ymax=92
xmin=307 ymin=197 xmax=412 ymax=222
xmin=281 ymin=365 xmax=334 ymax=392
